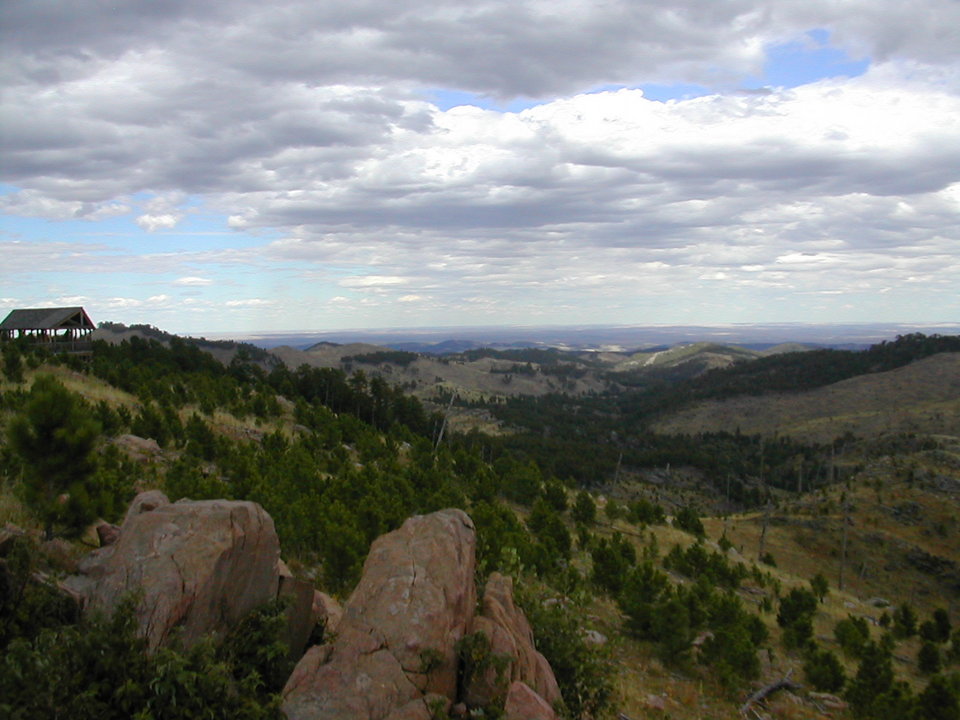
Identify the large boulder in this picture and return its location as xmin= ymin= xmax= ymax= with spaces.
xmin=504 ymin=681 xmax=559 ymax=720
xmin=65 ymin=494 xmax=280 ymax=650
xmin=282 ymin=509 xmax=477 ymax=720
xmin=465 ymin=573 xmax=561 ymax=708
xmin=283 ymin=626 xmax=423 ymax=720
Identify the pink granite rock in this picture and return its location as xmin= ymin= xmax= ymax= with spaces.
xmin=503 ymin=681 xmax=558 ymax=720
xmin=282 ymin=509 xmax=477 ymax=720
xmin=66 ymin=497 xmax=279 ymax=650
xmin=465 ymin=573 xmax=561 ymax=708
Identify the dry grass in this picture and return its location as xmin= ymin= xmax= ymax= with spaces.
xmin=587 ymin=440 xmax=960 ymax=718
xmin=652 ymin=353 xmax=960 ymax=443
xmin=0 ymin=481 xmax=35 ymax=530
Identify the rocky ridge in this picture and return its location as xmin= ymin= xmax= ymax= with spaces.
xmin=62 ymin=492 xmax=561 ymax=720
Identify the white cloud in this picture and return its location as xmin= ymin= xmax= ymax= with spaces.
xmin=340 ymin=275 xmax=410 ymax=288
xmin=224 ymin=298 xmax=275 ymax=307
xmin=1 ymin=0 xmax=958 ymax=328
xmin=173 ymin=276 xmax=214 ymax=287
xmin=136 ymin=213 xmax=183 ymax=232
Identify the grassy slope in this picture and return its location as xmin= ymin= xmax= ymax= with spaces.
xmin=652 ymin=352 xmax=960 ymax=443
xmin=5 ymin=354 xmax=958 ymax=719
xmin=588 ymin=440 xmax=959 ymax=718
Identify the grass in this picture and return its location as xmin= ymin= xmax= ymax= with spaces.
xmin=652 ymin=352 xmax=960 ymax=443
xmin=0 ymin=480 xmax=35 ymax=530
xmin=583 ymin=437 xmax=960 ymax=718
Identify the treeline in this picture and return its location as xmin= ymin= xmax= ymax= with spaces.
xmin=97 ymin=322 xmax=275 ymax=364
xmin=88 ymin=336 xmax=438 ymax=438
xmin=483 ymin=390 xmax=831 ymax=503
xmin=342 ymin=350 xmax=420 ymax=367
xmin=620 ymin=332 xmax=960 ymax=419
xmin=455 ymin=347 xmax=596 ymax=379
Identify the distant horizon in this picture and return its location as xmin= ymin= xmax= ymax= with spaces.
xmin=181 ymin=320 xmax=960 ymax=351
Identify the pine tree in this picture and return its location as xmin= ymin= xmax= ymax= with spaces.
xmin=8 ymin=376 xmax=101 ymax=538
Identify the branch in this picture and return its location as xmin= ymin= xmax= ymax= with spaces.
xmin=739 ymin=669 xmax=801 ymax=715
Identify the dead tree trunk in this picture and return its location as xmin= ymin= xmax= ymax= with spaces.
xmin=740 ymin=669 xmax=800 ymax=716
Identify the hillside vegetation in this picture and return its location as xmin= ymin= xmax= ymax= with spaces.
xmin=1 ymin=330 xmax=959 ymax=719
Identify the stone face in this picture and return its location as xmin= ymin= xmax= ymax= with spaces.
xmin=282 ymin=509 xmax=477 ymax=720
xmin=465 ymin=573 xmax=561 ymax=708
xmin=66 ymin=497 xmax=280 ymax=650
xmin=503 ymin=681 xmax=558 ymax=720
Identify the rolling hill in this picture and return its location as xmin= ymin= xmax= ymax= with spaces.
xmin=652 ymin=352 xmax=960 ymax=443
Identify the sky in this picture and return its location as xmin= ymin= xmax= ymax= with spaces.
xmin=2 ymin=0 xmax=959 ymax=335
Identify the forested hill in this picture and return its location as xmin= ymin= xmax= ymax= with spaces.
xmin=697 ymin=332 xmax=960 ymax=394
xmin=617 ymin=333 xmax=960 ymax=420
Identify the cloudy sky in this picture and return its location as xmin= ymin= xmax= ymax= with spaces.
xmin=2 ymin=0 xmax=959 ymax=334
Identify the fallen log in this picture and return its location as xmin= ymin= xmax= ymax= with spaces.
xmin=740 ymin=669 xmax=801 ymax=715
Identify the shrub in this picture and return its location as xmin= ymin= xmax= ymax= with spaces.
xmin=455 ymin=631 xmax=511 ymax=710
xmin=804 ymin=648 xmax=846 ymax=693
xmin=916 ymin=674 xmax=960 ymax=720
xmin=835 ymin=615 xmax=871 ymax=658
xmin=920 ymin=609 xmax=952 ymax=644
xmin=0 ymin=595 xmax=283 ymax=720
xmin=618 ymin=562 xmax=670 ymax=639
xmin=672 ymin=505 xmax=705 ymax=537
xmin=846 ymin=639 xmax=894 ymax=717
xmin=778 ymin=587 xmax=818 ymax=650
xmin=627 ymin=498 xmax=666 ymax=526
xmin=518 ymin=581 xmax=614 ymax=720
xmin=810 ymin=572 xmax=829 ymax=603
xmin=919 ymin=642 xmax=943 ymax=675
xmin=571 ymin=490 xmax=597 ymax=526
xmin=892 ymin=603 xmax=918 ymax=639
xmin=590 ymin=534 xmax=635 ymax=596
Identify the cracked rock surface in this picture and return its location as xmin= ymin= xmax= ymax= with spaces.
xmin=282 ymin=509 xmax=477 ymax=720
xmin=64 ymin=492 xmax=280 ymax=650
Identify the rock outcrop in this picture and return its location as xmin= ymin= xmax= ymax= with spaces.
xmin=61 ymin=495 xmax=562 ymax=720
xmin=65 ymin=492 xmax=281 ymax=650
xmin=282 ymin=509 xmax=477 ymax=720
xmin=504 ymin=681 xmax=559 ymax=720
xmin=465 ymin=572 xmax=561 ymax=708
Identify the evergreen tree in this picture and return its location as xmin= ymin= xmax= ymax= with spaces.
xmin=919 ymin=642 xmax=942 ymax=675
xmin=804 ymin=648 xmax=846 ymax=692
xmin=846 ymin=639 xmax=894 ymax=717
xmin=571 ymin=490 xmax=597 ymax=525
xmin=7 ymin=376 xmax=102 ymax=538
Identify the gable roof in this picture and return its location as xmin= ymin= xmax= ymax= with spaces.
xmin=0 ymin=307 xmax=95 ymax=331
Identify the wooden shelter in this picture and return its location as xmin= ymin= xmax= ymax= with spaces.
xmin=0 ymin=307 xmax=95 ymax=351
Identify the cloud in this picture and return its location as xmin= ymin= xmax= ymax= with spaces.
xmin=173 ymin=276 xmax=214 ymax=287
xmin=136 ymin=213 xmax=183 ymax=231
xmin=224 ymin=298 xmax=275 ymax=307
xmin=2 ymin=0 xmax=959 ymax=328
xmin=340 ymin=275 xmax=410 ymax=289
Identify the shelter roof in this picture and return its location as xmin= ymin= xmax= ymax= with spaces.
xmin=0 ymin=307 xmax=94 ymax=331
